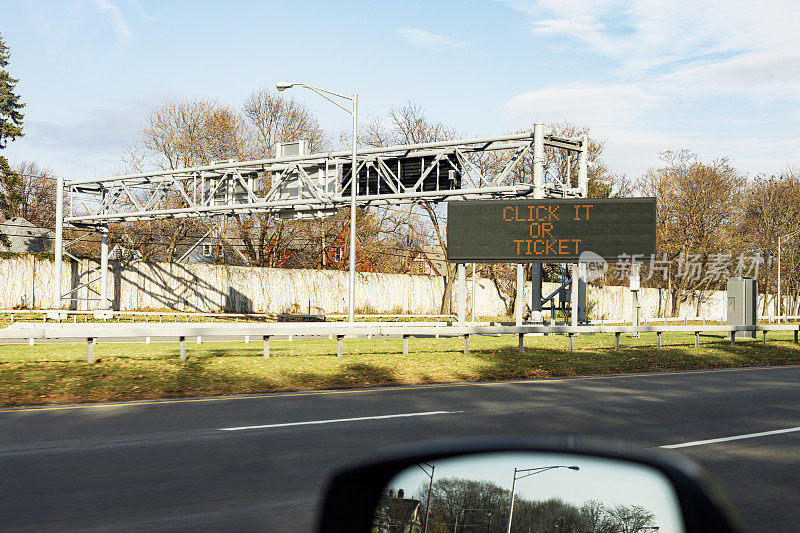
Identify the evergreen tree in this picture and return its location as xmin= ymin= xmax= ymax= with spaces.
xmin=0 ymin=34 xmax=25 ymax=243
xmin=0 ymin=33 xmax=25 ymax=147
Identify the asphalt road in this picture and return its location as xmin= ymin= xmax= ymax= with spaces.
xmin=3 ymin=365 xmax=800 ymax=532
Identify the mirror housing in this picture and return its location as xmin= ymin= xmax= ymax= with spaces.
xmin=317 ymin=436 xmax=742 ymax=532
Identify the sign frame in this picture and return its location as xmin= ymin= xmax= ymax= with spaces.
xmin=446 ymin=197 xmax=657 ymax=263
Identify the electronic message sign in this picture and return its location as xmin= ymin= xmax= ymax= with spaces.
xmin=447 ymin=198 xmax=656 ymax=262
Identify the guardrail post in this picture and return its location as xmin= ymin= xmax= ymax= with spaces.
xmin=568 ymin=333 xmax=574 ymax=353
xmin=464 ymin=334 xmax=470 ymax=355
xmin=614 ymin=332 xmax=620 ymax=351
xmin=403 ymin=335 xmax=409 ymax=356
xmin=263 ymin=336 xmax=270 ymax=358
xmin=656 ymin=332 xmax=661 ymax=350
xmin=695 ymin=332 xmax=699 ymax=349
xmin=337 ymin=335 xmax=343 ymax=358
xmin=179 ymin=336 xmax=186 ymax=361
xmin=795 ymin=329 xmax=799 ymax=344
xmin=731 ymin=331 xmax=736 ymax=346
xmin=87 ymin=338 xmax=94 ymax=364
xmin=518 ymin=333 xmax=524 ymax=353
xmin=763 ymin=331 xmax=767 ymax=346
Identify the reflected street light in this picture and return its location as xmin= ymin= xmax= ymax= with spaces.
xmin=505 ymin=465 xmax=579 ymax=533
xmin=276 ymin=81 xmax=359 ymax=323
xmin=417 ymin=462 xmax=435 ymax=533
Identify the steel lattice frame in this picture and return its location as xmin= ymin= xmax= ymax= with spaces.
xmin=52 ymin=125 xmax=589 ymax=310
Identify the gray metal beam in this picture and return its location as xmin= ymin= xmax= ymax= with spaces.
xmin=4 ymin=322 xmax=798 ymax=344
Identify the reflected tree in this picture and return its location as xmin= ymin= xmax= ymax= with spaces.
xmin=389 ymin=477 xmax=660 ymax=533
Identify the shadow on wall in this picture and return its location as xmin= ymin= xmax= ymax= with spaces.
xmin=225 ymin=287 xmax=252 ymax=313
xmin=111 ymin=261 xmax=247 ymax=312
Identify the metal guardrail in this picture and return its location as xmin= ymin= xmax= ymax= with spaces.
xmin=0 ymin=310 xmax=457 ymax=324
xmin=4 ymin=309 xmax=798 ymax=326
xmin=597 ymin=315 xmax=800 ymax=326
xmin=0 ymin=309 xmax=325 ymax=323
xmin=2 ymin=322 xmax=798 ymax=363
xmin=326 ymin=314 xmax=457 ymax=322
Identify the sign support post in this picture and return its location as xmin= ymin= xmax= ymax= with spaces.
xmin=528 ymin=123 xmax=545 ymax=324
xmin=630 ymin=263 xmax=641 ymax=336
xmin=458 ymin=263 xmax=466 ymax=324
xmin=515 ymin=264 xmax=524 ymax=326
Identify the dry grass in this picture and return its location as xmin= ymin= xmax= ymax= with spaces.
xmin=1 ymin=331 xmax=798 ymax=407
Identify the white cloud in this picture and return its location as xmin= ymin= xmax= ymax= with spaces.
xmin=501 ymin=0 xmax=800 ymax=112
xmin=7 ymin=96 xmax=162 ymax=180
xmin=397 ymin=27 xmax=472 ymax=49
xmin=594 ymin=127 xmax=800 ymax=180
xmin=128 ymin=0 xmax=154 ymax=22
xmin=503 ymin=83 xmax=660 ymax=127
xmin=504 ymin=0 xmax=800 ymax=75
xmin=658 ymin=50 xmax=800 ymax=101
xmin=89 ymin=0 xmax=134 ymax=42
xmin=501 ymin=0 xmax=800 ymax=164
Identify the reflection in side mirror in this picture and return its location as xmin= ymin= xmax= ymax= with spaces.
xmin=318 ymin=438 xmax=741 ymax=533
xmin=377 ymin=452 xmax=682 ymax=532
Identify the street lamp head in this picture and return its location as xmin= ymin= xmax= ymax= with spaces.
xmin=275 ymin=82 xmax=294 ymax=92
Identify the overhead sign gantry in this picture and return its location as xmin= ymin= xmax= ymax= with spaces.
xmin=52 ymin=124 xmax=589 ymax=316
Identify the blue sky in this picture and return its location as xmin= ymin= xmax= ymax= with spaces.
xmin=3 ymin=0 xmax=799 ymax=182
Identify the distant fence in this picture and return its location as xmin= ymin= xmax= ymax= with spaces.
xmin=0 ymin=255 xmax=786 ymax=319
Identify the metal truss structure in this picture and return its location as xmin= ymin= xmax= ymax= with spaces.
xmin=52 ymin=124 xmax=589 ymax=311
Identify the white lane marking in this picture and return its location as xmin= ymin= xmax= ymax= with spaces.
xmin=219 ymin=410 xmax=461 ymax=431
xmin=662 ymin=426 xmax=800 ymax=449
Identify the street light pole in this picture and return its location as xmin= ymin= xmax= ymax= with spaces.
xmin=349 ymin=93 xmax=358 ymax=323
xmin=505 ymin=465 xmax=579 ymax=533
xmin=275 ymin=82 xmax=358 ymax=323
xmin=507 ymin=467 xmax=518 ymax=533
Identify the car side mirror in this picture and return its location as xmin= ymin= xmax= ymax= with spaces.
xmin=317 ymin=437 xmax=742 ymax=532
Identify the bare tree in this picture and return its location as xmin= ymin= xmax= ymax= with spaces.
xmin=230 ymin=89 xmax=332 ymax=267
xmin=2 ymin=161 xmax=58 ymax=227
xmin=243 ymin=88 xmax=328 ymax=157
xmin=743 ymin=168 xmax=800 ymax=314
xmin=638 ymin=150 xmax=746 ymax=315
xmin=605 ymin=504 xmax=657 ymax=533
xmin=363 ymin=102 xmax=461 ymax=313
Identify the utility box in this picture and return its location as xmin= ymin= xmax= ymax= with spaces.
xmin=727 ymin=277 xmax=757 ymax=338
